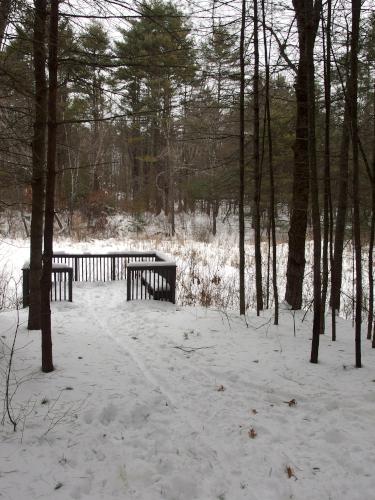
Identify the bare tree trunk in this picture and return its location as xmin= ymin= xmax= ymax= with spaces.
xmin=306 ymin=0 xmax=322 ymax=364
xmin=266 ymin=216 xmax=271 ymax=308
xmin=40 ymin=0 xmax=59 ymax=373
xmin=153 ymin=120 xmax=163 ymax=215
xmin=285 ymin=4 xmax=310 ymax=310
xmin=253 ymin=0 xmax=263 ymax=315
xmin=239 ymin=0 xmax=246 ymax=315
xmin=369 ymin=85 xmax=375 ymax=343
xmin=321 ymin=0 xmax=332 ymax=335
xmin=331 ymin=106 xmax=350 ymax=314
xmin=166 ymin=120 xmax=175 ymax=236
xmin=286 ymin=0 xmax=321 ymax=311
xmin=330 ymin=35 xmax=351 ymax=335
xmin=28 ymin=0 xmax=47 ymax=331
xmin=131 ymin=82 xmax=141 ymax=200
xmin=92 ymin=70 xmax=100 ymax=193
xmin=350 ymin=0 xmax=362 ymax=368
xmin=262 ymin=0 xmax=278 ymax=324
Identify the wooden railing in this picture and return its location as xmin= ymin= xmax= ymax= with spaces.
xmin=22 ymin=263 xmax=73 ymax=308
xmin=22 ymin=251 xmax=176 ymax=306
xmin=127 ymin=261 xmax=176 ymax=303
xmin=52 ymin=251 xmax=159 ymax=282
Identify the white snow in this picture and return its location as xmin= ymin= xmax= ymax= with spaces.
xmin=1 ymin=231 xmax=375 ymax=499
xmin=1 ymin=278 xmax=375 ymax=500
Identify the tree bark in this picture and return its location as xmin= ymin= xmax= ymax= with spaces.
xmin=286 ymin=0 xmax=321 ymax=312
xmin=306 ymin=0 xmax=322 ymax=364
xmin=40 ymin=0 xmax=59 ymax=373
xmin=285 ymin=2 xmax=310 ymax=310
xmin=331 ymin=106 xmax=350 ymax=314
xmin=262 ymin=0 xmax=278 ymax=324
xmin=320 ymin=0 xmax=332 ymax=335
xmin=239 ymin=0 xmax=246 ymax=315
xmin=253 ymin=0 xmax=263 ymax=315
xmin=370 ymin=85 xmax=375 ymax=344
xmin=350 ymin=0 xmax=362 ymax=367
xmin=28 ymin=0 xmax=47 ymax=331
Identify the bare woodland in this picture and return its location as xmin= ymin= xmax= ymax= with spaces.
xmin=0 ymin=0 xmax=375 ymax=370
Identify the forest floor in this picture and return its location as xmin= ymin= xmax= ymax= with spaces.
xmin=1 ymin=279 xmax=375 ymax=499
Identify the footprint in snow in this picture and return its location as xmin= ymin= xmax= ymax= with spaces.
xmin=323 ymin=429 xmax=345 ymax=444
xmin=99 ymin=403 xmax=118 ymax=425
xmin=83 ymin=408 xmax=95 ymax=424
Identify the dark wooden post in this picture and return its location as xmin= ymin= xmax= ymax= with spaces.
xmin=68 ymin=268 xmax=73 ymax=302
xmin=111 ymin=256 xmax=116 ymax=281
xmin=126 ymin=267 xmax=131 ymax=300
xmin=22 ymin=267 xmax=30 ymax=308
xmin=170 ymin=265 xmax=176 ymax=304
xmin=74 ymin=257 xmax=78 ymax=281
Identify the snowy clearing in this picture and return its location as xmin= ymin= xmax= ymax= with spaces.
xmin=1 ymin=280 xmax=375 ymax=500
xmin=0 ymin=233 xmax=361 ymax=316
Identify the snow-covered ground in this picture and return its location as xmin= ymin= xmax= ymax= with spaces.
xmin=1 ymin=223 xmax=374 ymax=499
xmin=1 ymin=282 xmax=375 ymax=500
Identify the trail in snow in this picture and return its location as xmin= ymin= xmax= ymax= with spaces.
xmin=1 ymin=281 xmax=375 ymax=500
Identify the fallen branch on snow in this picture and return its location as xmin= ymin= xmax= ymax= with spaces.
xmin=174 ymin=345 xmax=216 ymax=354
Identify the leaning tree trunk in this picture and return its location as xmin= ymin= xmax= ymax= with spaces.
xmin=28 ymin=0 xmax=47 ymax=331
xmin=239 ymin=0 xmax=246 ymax=315
xmin=40 ymin=0 xmax=59 ymax=373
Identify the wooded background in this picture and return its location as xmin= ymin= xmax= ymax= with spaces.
xmin=0 ymin=0 xmax=374 ymax=369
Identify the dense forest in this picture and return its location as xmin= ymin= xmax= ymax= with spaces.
xmin=0 ymin=0 xmax=374 ymax=369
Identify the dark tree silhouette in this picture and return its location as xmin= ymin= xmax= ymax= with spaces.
xmin=40 ymin=0 xmax=59 ymax=373
xmin=28 ymin=0 xmax=47 ymax=331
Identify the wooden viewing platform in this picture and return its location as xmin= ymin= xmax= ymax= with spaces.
xmin=22 ymin=251 xmax=176 ymax=307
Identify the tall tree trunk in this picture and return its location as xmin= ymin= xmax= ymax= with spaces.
xmin=321 ymin=0 xmax=332 ymax=335
xmin=28 ymin=0 xmax=47 ymax=331
xmin=130 ymin=80 xmax=141 ymax=201
xmin=331 ymin=34 xmax=352 ymax=339
xmin=239 ymin=0 xmax=246 ymax=315
xmin=286 ymin=0 xmax=322 ymax=311
xmin=350 ymin=0 xmax=362 ymax=368
xmin=331 ymin=107 xmax=350 ymax=313
xmin=153 ymin=119 xmax=163 ymax=214
xmin=166 ymin=118 xmax=175 ymax=236
xmin=92 ymin=70 xmax=100 ymax=192
xmin=40 ymin=0 xmax=59 ymax=373
xmin=306 ymin=0 xmax=322 ymax=364
xmin=369 ymin=85 xmax=375 ymax=343
xmin=253 ymin=0 xmax=263 ymax=315
xmin=262 ymin=0 xmax=278 ymax=324
xmin=211 ymin=34 xmax=222 ymax=237
xmin=285 ymin=3 xmax=310 ymax=310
